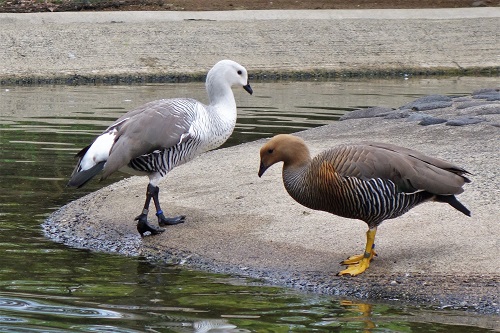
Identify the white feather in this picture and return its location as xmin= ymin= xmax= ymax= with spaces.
xmin=80 ymin=130 xmax=116 ymax=171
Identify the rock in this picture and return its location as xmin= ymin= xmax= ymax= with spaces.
xmin=453 ymin=97 xmax=473 ymax=103
xmin=411 ymin=101 xmax=453 ymax=111
xmin=460 ymin=104 xmax=500 ymax=116
xmin=474 ymin=93 xmax=500 ymax=101
xmin=419 ymin=117 xmax=447 ymax=126
xmin=383 ymin=110 xmax=410 ymax=119
xmin=472 ymin=88 xmax=499 ymax=95
xmin=407 ymin=113 xmax=432 ymax=122
xmin=455 ymin=100 xmax=491 ymax=109
xmin=399 ymin=95 xmax=453 ymax=110
xmin=472 ymin=88 xmax=500 ymax=101
xmin=339 ymin=106 xmax=393 ymax=121
xmin=446 ymin=117 xmax=487 ymax=126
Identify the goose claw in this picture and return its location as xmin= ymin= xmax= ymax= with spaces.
xmin=157 ymin=213 xmax=186 ymax=226
xmin=135 ymin=214 xmax=165 ymax=237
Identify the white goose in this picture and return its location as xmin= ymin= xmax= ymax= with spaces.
xmin=68 ymin=60 xmax=253 ymax=236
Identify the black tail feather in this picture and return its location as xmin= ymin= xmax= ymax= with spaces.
xmin=435 ymin=195 xmax=471 ymax=217
xmin=75 ymin=144 xmax=91 ymax=159
xmin=67 ymin=161 xmax=105 ymax=188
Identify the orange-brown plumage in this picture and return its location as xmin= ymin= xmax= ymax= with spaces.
xmin=258 ymin=134 xmax=471 ymax=275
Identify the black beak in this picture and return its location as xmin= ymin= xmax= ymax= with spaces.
xmin=243 ymin=83 xmax=253 ymax=95
xmin=258 ymin=161 xmax=268 ymax=178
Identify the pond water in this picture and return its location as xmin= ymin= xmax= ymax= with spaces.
xmin=1 ymin=77 xmax=499 ymax=332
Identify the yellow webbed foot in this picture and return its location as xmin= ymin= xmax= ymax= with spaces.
xmin=339 ymin=227 xmax=377 ymax=276
xmin=338 ymin=257 xmax=371 ymax=276
xmin=340 ymin=248 xmax=377 ymax=265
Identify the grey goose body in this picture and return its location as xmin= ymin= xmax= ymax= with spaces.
xmin=258 ymin=134 xmax=471 ymax=276
xmin=68 ymin=60 xmax=253 ymax=236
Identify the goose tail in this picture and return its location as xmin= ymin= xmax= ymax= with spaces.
xmin=435 ymin=195 xmax=471 ymax=217
xmin=67 ymin=131 xmax=115 ymax=188
xmin=67 ymin=161 xmax=105 ymax=188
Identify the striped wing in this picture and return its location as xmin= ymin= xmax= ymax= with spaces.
xmin=320 ymin=142 xmax=470 ymax=195
xmin=102 ymin=98 xmax=199 ymax=178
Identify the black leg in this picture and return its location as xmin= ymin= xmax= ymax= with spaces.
xmin=134 ymin=184 xmax=165 ymax=237
xmin=149 ymin=184 xmax=186 ymax=227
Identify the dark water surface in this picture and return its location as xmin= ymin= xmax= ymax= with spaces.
xmin=1 ymin=77 xmax=499 ymax=332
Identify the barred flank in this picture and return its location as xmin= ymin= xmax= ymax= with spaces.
xmin=129 ymin=140 xmax=199 ymax=176
xmin=289 ymin=171 xmax=430 ymax=227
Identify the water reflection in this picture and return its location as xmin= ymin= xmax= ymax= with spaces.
xmin=338 ymin=300 xmax=375 ymax=332
xmin=0 ymin=297 xmax=122 ymax=318
xmin=1 ymin=77 xmax=499 ymax=332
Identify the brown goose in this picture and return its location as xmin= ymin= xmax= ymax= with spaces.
xmin=258 ymin=134 xmax=471 ymax=276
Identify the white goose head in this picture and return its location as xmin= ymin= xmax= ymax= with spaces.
xmin=206 ymin=60 xmax=252 ymax=104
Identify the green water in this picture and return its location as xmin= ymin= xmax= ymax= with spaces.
xmin=0 ymin=78 xmax=498 ymax=332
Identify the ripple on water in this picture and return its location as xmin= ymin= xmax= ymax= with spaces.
xmin=0 ymin=297 xmax=122 ymax=318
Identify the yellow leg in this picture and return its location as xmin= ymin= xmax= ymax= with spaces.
xmin=339 ymin=227 xmax=377 ymax=276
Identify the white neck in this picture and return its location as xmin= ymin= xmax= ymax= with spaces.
xmin=206 ymin=78 xmax=237 ymax=125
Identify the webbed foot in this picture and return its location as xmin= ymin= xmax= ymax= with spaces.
xmin=338 ymin=228 xmax=377 ymax=276
xmin=338 ymin=257 xmax=372 ymax=276
xmin=340 ymin=248 xmax=377 ymax=265
xmin=157 ymin=213 xmax=186 ymax=226
xmin=135 ymin=214 xmax=165 ymax=237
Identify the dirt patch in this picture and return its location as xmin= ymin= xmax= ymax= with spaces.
xmin=1 ymin=0 xmax=497 ymax=13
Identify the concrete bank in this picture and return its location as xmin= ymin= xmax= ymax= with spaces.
xmin=44 ymin=91 xmax=500 ymax=315
xmin=1 ymin=8 xmax=499 ymax=84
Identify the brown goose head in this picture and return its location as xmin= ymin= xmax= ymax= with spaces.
xmin=258 ymin=134 xmax=311 ymax=177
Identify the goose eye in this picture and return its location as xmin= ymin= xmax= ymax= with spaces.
xmin=268 ymin=149 xmax=274 ymax=154
xmin=237 ymin=70 xmax=242 ymax=75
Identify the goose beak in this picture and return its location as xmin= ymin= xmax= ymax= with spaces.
xmin=243 ymin=83 xmax=253 ymax=95
xmin=258 ymin=161 xmax=268 ymax=178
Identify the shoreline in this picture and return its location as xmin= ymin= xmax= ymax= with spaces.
xmin=43 ymin=89 xmax=500 ymax=315
xmin=2 ymin=67 xmax=498 ymax=86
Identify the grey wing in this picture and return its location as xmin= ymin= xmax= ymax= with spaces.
xmin=102 ymin=98 xmax=197 ymax=178
xmin=325 ymin=142 xmax=470 ymax=195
